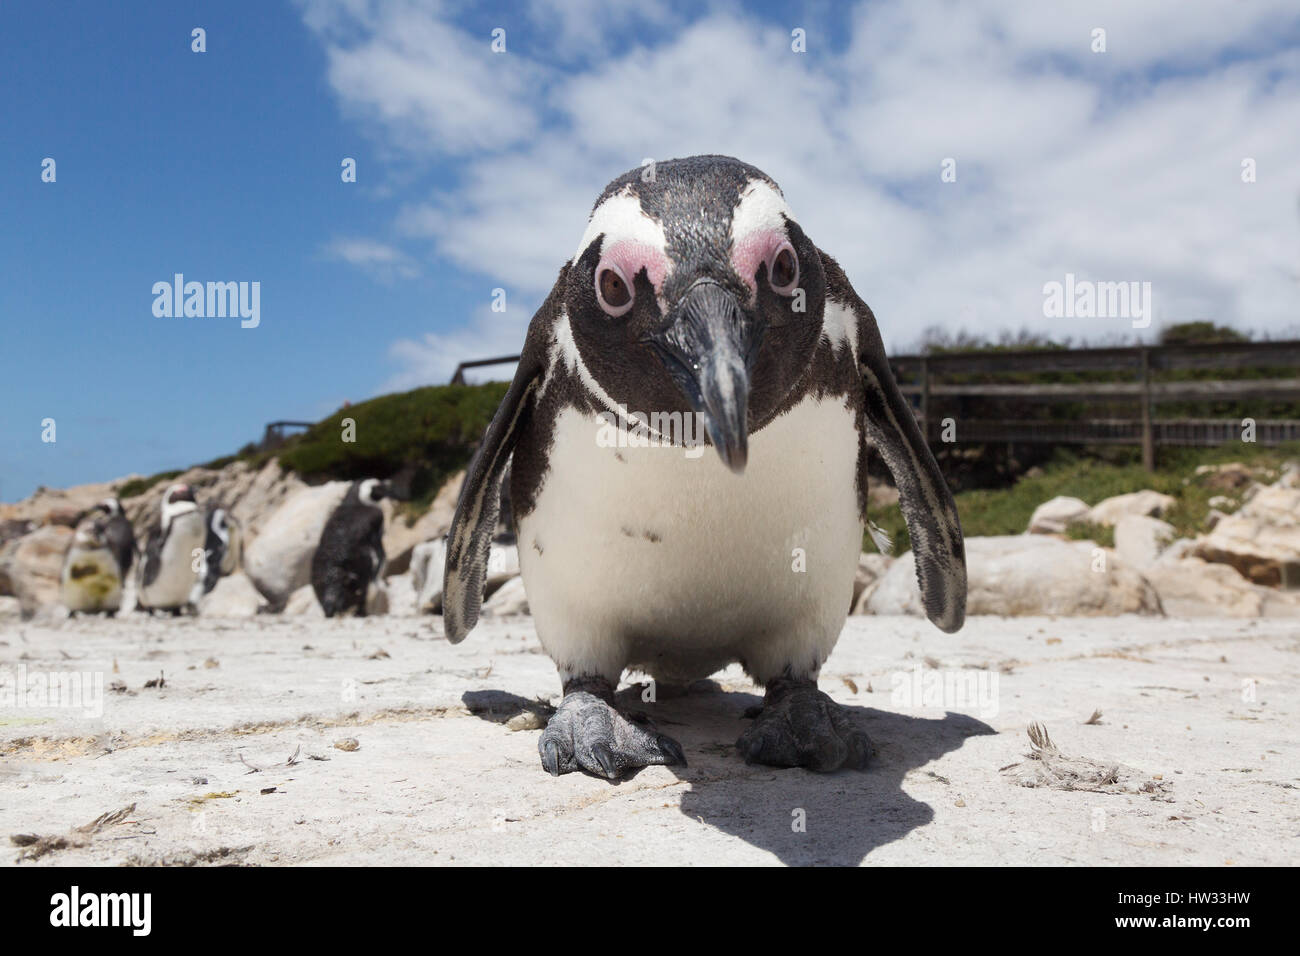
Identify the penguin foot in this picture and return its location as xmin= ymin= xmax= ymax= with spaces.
xmin=737 ymin=677 xmax=872 ymax=772
xmin=538 ymin=681 xmax=686 ymax=780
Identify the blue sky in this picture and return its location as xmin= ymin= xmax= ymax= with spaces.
xmin=3 ymin=0 xmax=1299 ymax=501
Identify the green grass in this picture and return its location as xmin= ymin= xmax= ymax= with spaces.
xmin=865 ymin=441 xmax=1300 ymax=555
xmin=277 ymin=382 xmax=509 ymax=515
xmin=116 ymin=470 xmax=183 ymax=499
xmin=115 ymin=382 xmax=510 ymax=510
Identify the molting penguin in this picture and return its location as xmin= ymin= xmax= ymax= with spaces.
xmin=60 ymin=513 xmax=126 ymax=615
xmin=201 ymin=507 xmax=242 ymax=594
xmin=311 ymin=479 xmax=390 ymax=617
xmin=137 ymin=484 xmax=206 ymax=614
xmin=444 ymin=155 xmax=966 ymax=779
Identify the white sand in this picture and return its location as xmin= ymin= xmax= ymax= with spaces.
xmin=1 ymin=612 xmax=1296 ymax=866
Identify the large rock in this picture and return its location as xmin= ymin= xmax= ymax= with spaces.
xmin=0 ymin=526 xmax=73 ymax=616
xmin=198 ymin=572 xmax=264 ymax=618
xmin=1194 ymin=485 xmax=1300 ymax=587
xmin=1087 ymin=491 xmax=1176 ymax=527
xmin=482 ymin=576 xmax=529 ymax=616
xmin=863 ymin=535 xmax=1162 ymax=617
xmin=283 ymin=584 xmax=324 ymax=618
xmin=123 ymin=458 xmax=307 ymax=551
xmin=851 ymin=553 xmax=894 ymax=613
xmin=0 ymin=479 xmax=128 ymax=528
xmin=413 ymin=537 xmax=518 ymax=614
xmin=381 ymin=470 xmax=464 ymax=577
xmin=385 ymin=573 xmax=418 ymax=617
xmin=1193 ymin=462 xmax=1259 ymax=492
xmin=1113 ymin=515 xmax=1175 ymax=568
xmin=1144 ymin=557 xmax=1300 ymax=618
xmin=1027 ymin=496 xmax=1091 ymax=534
xmin=243 ymin=482 xmax=350 ymax=608
xmin=411 ymin=539 xmax=447 ymax=613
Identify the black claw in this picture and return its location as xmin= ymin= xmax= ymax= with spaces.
xmin=590 ymin=742 xmax=619 ymax=778
xmin=541 ymin=739 xmax=562 ymax=776
xmin=737 ymin=682 xmax=872 ymax=772
xmin=659 ymin=734 xmax=687 ymax=767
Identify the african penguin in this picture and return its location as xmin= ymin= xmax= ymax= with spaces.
xmin=444 ymin=155 xmax=967 ymax=780
xmin=94 ymin=496 xmax=137 ymax=580
xmin=137 ymin=483 xmax=206 ymax=614
xmin=60 ymin=512 xmax=127 ymax=615
xmin=201 ymin=506 xmax=242 ymax=594
xmin=311 ymin=479 xmax=390 ymax=617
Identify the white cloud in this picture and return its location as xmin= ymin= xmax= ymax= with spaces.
xmin=298 ymin=0 xmax=1300 ymax=371
xmin=384 ymin=302 xmax=526 ymax=390
xmin=322 ymin=236 xmax=419 ymax=281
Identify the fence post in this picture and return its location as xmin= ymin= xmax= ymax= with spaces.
xmin=1139 ymin=347 xmax=1154 ymax=471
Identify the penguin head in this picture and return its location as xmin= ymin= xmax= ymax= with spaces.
xmin=74 ymin=516 xmax=108 ymax=548
xmin=357 ymin=478 xmax=390 ymax=507
xmin=160 ymin=484 xmax=198 ymax=529
xmin=96 ymin=497 xmax=123 ymax=517
xmin=565 ymin=155 xmax=827 ymax=473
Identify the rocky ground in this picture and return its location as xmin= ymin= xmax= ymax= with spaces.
xmin=2 ymin=612 xmax=1296 ymax=866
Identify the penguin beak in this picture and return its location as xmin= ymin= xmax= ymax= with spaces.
xmin=648 ymin=280 xmax=763 ymax=474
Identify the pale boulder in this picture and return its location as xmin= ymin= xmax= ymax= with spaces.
xmin=1194 ymin=485 xmax=1300 ymax=587
xmin=0 ymin=526 xmax=74 ymax=617
xmin=243 ymin=482 xmax=350 ymax=608
xmin=1087 ymin=491 xmax=1177 ymax=526
xmin=381 ymin=470 xmax=464 ymax=576
xmin=863 ymin=535 xmax=1162 ymax=618
xmin=482 ymin=576 xmax=529 ymax=616
xmin=1027 ymin=496 xmax=1090 ymax=534
xmin=851 ymin=553 xmax=895 ymax=613
xmin=198 ymin=572 xmax=264 ymax=618
xmin=1143 ymin=557 xmax=1300 ymax=618
xmin=413 ymin=537 xmax=518 ymax=614
xmin=384 ymin=573 xmax=418 ymax=617
xmin=283 ymin=584 xmax=324 ymax=618
xmin=1113 ymin=515 xmax=1175 ymax=568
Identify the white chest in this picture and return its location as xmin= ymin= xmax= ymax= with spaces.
xmin=516 ymin=395 xmax=864 ymax=681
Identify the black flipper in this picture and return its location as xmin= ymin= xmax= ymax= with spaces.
xmin=820 ymin=250 xmax=967 ymax=632
xmin=442 ymin=338 xmax=544 ymax=644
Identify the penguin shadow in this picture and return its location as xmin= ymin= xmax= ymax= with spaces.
xmin=463 ymin=684 xmax=995 ymax=865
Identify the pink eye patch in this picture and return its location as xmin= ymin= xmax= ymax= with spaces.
xmin=730 ymin=228 xmax=786 ymax=299
xmin=599 ymin=240 xmax=668 ymax=294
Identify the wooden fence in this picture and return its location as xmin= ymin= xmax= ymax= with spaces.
xmin=448 ymin=340 xmax=1300 ymax=469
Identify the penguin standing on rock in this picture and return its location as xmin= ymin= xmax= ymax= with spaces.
xmin=444 ymin=155 xmax=967 ymax=779
xmin=137 ymin=484 xmax=206 ymax=614
xmin=312 ymin=479 xmax=390 ymax=617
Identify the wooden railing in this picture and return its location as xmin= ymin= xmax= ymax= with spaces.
xmin=448 ymin=340 xmax=1300 ymax=468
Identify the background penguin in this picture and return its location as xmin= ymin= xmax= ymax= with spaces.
xmin=444 ymin=155 xmax=966 ymax=780
xmin=60 ymin=513 xmax=125 ymax=615
xmin=93 ymin=496 xmax=137 ymax=581
xmin=137 ymin=483 xmax=206 ymax=614
xmin=312 ymin=479 xmax=390 ymax=617
xmin=201 ymin=506 xmax=242 ymax=594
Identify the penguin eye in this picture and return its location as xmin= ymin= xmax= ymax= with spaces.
xmin=768 ymin=242 xmax=799 ymax=295
xmin=596 ymin=265 xmax=634 ymax=316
